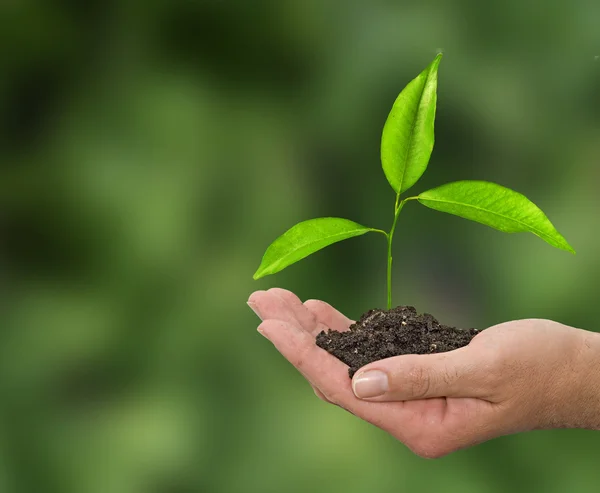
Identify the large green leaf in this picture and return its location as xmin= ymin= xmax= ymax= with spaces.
xmin=253 ymin=218 xmax=379 ymax=279
xmin=381 ymin=53 xmax=441 ymax=195
xmin=418 ymin=181 xmax=575 ymax=253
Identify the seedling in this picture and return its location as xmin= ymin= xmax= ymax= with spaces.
xmin=253 ymin=54 xmax=574 ymax=309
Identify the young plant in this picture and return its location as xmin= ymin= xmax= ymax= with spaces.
xmin=253 ymin=54 xmax=574 ymax=309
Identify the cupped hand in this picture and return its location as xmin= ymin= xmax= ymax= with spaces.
xmin=248 ymin=288 xmax=600 ymax=457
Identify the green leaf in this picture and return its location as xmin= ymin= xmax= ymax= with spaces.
xmin=253 ymin=218 xmax=380 ymax=279
xmin=417 ymin=181 xmax=575 ymax=253
xmin=381 ymin=53 xmax=442 ymax=195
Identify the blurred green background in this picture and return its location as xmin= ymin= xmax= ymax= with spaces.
xmin=1 ymin=1 xmax=600 ymax=492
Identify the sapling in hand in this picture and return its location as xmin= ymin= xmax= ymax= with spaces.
xmin=252 ymin=54 xmax=575 ymax=377
xmin=253 ymin=53 xmax=574 ymax=313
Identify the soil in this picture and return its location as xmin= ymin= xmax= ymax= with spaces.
xmin=316 ymin=306 xmax=480 ymax=378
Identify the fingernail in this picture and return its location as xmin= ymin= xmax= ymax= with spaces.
xmin=247 ymin=301 xmax=262 ymax=320
xmin=352 ymin=370 xmax=388 ymax=399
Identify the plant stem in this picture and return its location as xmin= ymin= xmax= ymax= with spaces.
xmin=385 ymin=196 xmax=419 ymax=309
xmin=387 ymin=197 xmax=405 ymax=309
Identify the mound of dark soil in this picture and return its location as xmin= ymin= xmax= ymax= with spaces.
xmin=316 ymin=306 xmax=479 ymax=377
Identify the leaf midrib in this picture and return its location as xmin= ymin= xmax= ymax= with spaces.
xmin=397 ymin=77 xmax=425 ymax=194
xmin=418 ymin=196 xmax=558 ymax=244
xmin=261 ymin=227 xmax=371 ymax=275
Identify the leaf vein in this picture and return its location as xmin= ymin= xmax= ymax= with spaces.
xmin=419 ymin=196 xmax=556 ymax=243
xmin=267 ymin=228 xmax=373 ymax=272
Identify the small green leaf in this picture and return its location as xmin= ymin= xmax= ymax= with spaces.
xmin=418 ymin=181 xmax=575 ymax=253
xmin=381 ymin=53 xmax=442 ymax=195
xmin=253 ymin=218 xmax=380 ymax=279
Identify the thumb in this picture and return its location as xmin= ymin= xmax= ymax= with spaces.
xmin=351 ymin=347 xmax=485 ymax=401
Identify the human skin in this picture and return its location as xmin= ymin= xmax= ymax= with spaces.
xmin=248 ymin=288 xmax=600 ymax=458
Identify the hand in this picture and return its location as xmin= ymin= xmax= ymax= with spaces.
xmin=248 ymin=288 xmax=600 ymax=457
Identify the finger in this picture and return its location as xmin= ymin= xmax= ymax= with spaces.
xmin=351 ymin=347 xmax=487 ymax=401
xmin=257 ymin=319 xmax=341 ymax=404
xmin=247 ymin=290 xmax=305 ymax=328
xmin=257 ymin=319 xmax=413 ymax=435
xmin=266 ymin=288 xmax=322 ymax=334
xmin=249 ymin=292 xmax=331 ymax=399
xmin=313 ymin=387 xmax=333 ymax=404
xmin=248 ymin=289 xmax=321 ymax=335
xmin=258 ymin=319 xmax=350 ymax=393
xmin=304 ymin=299 xmax=354 ymax=333
xmin=248 ymin=290 xmax=293 ymax=323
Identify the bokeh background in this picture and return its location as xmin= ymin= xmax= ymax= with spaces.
xmin=1 ymin=1 xmax=600 ymax=492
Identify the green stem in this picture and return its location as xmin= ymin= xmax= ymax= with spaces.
xmin=386 ymin=196 xmax=418 ymax=309
xmin=387 ymin=199 xmax=404 ymax=309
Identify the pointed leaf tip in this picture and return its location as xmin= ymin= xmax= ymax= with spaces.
xmin=417 ymin=181 xmax=575 ymax=254
xmin=253 ymin=218 xmax=377 ymax=279
xmin=381 ymin=54 xmax=441 ymax=195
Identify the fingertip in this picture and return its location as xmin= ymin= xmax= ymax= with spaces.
xmin=257 ymin=319 xmax=279 ymax=338
xmin=247 ymin=301 xmax=262 ymax=320
xmin=303 ymin=300 xmax=329 ymax=321
xmin=247 ymin=290 xmax=267 ymax=305
xmin=258 ymin=319 xmax=304 ymax=340
xmin=304 ymin=299 xmax=337 ymax=313
xmin=267 ymin=287 xmax=301 ymax=304
xmin=304 ymin=299 xmax=354 ymax=333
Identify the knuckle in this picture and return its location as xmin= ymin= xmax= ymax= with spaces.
xmin=441 ymin=363 xmax=457 ymax=387
xmin=324 ymin=388 xmax=345 ymax=407
xmin=479 ymin=353 xmax=508 ymax=390
xmin=313 ymin=387 xmax=330 ymax=403
xmin=406 ymin=366 xmax=432 ymax=399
